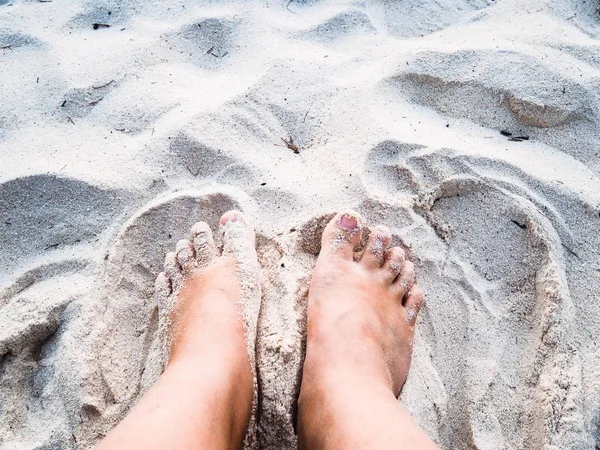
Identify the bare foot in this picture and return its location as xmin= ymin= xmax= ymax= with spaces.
xmin=98 ymin=210 xmax=261 ymax=449
xmin=298 ymin=212 xmax=434 ymax=449
xmin=153 ymin=210 xmax=261 ymax=447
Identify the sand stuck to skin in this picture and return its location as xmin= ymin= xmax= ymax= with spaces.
xmin=2 ymin=0 xmax=600 ymax=448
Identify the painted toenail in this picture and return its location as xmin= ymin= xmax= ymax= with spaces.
xmin=338 ymin=214 xmax=358 ymax=231
xmin=221 ymin=212 xmax=240 ymax=225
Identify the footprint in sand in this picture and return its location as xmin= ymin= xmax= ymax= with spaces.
xmin=0 ymin=174 xmax=130 ymax=448
xmin=379 ymin=48 xmax=600 ymax=166
xmin=0 ymin=174 xmax=125 ymax=276
xmin=422 ymin=175 xmax=585 ymax=448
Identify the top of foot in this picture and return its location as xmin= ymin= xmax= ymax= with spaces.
xmin=302 ymin=211 xmax=425 ymax=397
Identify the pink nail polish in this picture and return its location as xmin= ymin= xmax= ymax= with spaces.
xmin=220 ymin=212 xmax=239 ymax=225
xmin=338 ymin=214 xmax=358 ymax=230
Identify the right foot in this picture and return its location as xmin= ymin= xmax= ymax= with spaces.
xmin=298 ymin=212 xmax=426 ymax=446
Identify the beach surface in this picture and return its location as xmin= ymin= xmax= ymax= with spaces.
xmin=1 ymin=0 xmax=600 ymax=448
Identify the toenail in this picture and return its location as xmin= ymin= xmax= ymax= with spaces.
xmin=220 ymin=212 xmax=241 ymax=225
xmin=337 ymin=213 xmax=359 ymax=231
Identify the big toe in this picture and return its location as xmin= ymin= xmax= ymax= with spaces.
xmin=219 ymin=210 xmax=257 ymax=259
xmin=320 ymin=212 xmax=363 ymax=260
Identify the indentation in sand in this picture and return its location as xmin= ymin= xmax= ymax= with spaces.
xmin=163 ymin=16 xmax=240 ymax=69
xmin=0 ymin=175 xmax=125 ymax=276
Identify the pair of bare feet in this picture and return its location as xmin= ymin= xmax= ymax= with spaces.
xmin=98 ymin=211 xmax=438 ymax=449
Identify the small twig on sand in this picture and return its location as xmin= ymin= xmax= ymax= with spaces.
xmin=88 ymin=98 xmax=103 ymax=106
xmin=0 ymin=45 xmax=13 ymax=50
xmin=92 ymin=79 xmax=114 ymax=89
xmin=186 ymin=165 xmax=200 ymax=177
xmin=511 ymin=220 xmax=526 ymax=230
xmin=286 ymin=0 xmax=298 ymax=14
xmin=562 ymin=243 xmax=579 ymax=258
xmin=93 ymin=23 xmax=111 ymax=30
xmin=67 ymin=116 xmax=75 ymax=125
xmin=276 ymin=137 xmax=299 ymax=154
xmin=207 ymin=46 xmax=228 ymax=58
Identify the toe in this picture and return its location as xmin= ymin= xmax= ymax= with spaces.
xmin=360 ymin=226 xmax=392 ymax=268
xmin=393 ymin=260 xmax=415 ymax=299
xmin=320 ymin=212 xmax=363 ymax=260
xmin=175 ymin=239 xmax=195 ymax=271
xmin=154 ymin=271 xmax=173 ymax=318
xmin=382 ymin=247 xmax=405 ymax=283
xmin=404 ymin=284 xmax=425 ymax=326
xmin=164 ymin=252 xmax=183 ymax=291
xmin=219 ymin=210 xmax=257 ymax=259
xmin=190 ymin=221 xmax=218 ymax=268
xmin=154 ymin=271 xmax=172 ymax=299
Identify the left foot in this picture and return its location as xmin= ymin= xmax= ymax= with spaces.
xmin=98 ymin=210 xmax=262 ymax=449
xmin=154 ymin=210 xmax=262 ymax=446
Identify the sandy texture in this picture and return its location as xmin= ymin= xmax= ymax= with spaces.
xmin=1 ymin=0 xmax=600 ymax=448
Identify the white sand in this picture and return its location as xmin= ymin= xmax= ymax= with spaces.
xmin=1 ymin=0 xmax=600 ymax=448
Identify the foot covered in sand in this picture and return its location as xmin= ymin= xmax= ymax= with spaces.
xmin=153 ymin=210 xmax=261 ymax=446
xmin=298 ymin=212 xmax=429 ymax=448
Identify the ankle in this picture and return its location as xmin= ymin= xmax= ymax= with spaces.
xmin=297 ymin=367 xmax=396 ymax=448
xmin=299 ymin=353 xmax=394 ymax=422
xmin=164 ymin=355 xmax=253 ymax=442
xmin=299 ymin=364 xmax=393 ymax=409
xmin=300 ymin=335 xmax=394 ymax=394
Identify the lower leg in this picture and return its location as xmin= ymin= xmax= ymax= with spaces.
xmin=297 ymin=212 xmax=438 ymax=449
xmin=298 ymin=366 xmax=435 ymax=449
xmin=97 ymin=348 xmax=252 ymax=449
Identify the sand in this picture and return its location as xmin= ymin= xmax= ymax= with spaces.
xmin=1 ymin=0 xmax=600 ymax=448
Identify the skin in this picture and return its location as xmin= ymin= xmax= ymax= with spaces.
xmin=297 ymin=213 xmax=438 ymax=449
xmin=97 ymin=211 xmax=254 ymax=449
xmin=98 ymin=211 xmax=437 ymax=449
